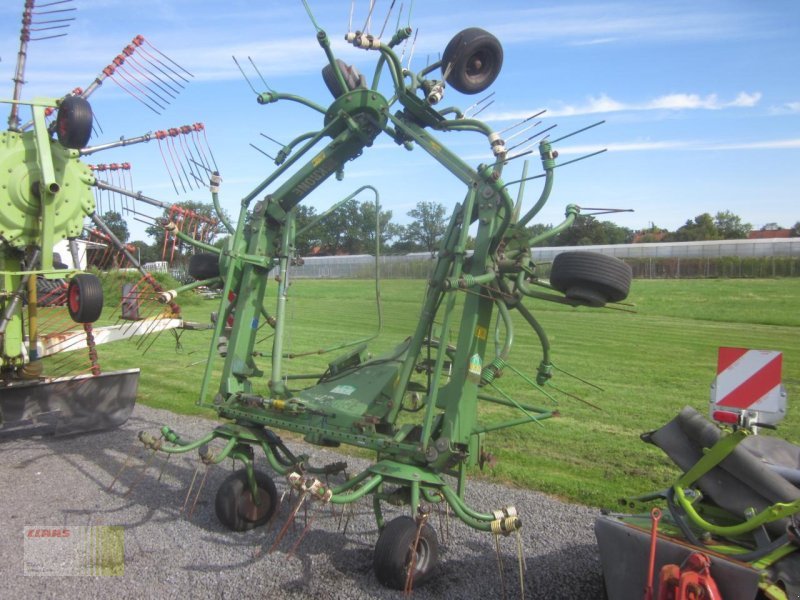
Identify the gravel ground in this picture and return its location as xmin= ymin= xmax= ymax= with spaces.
xmin=1 ymin=404 xmax=605 ymax=599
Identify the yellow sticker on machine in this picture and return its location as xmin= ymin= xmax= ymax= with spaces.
xmin=312 ymin=152 xmax=326 ymax=167
xmin=475 ymin=325 xmax=488 ymax=340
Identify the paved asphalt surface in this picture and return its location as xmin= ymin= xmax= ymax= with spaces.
xmin=1 ymin=404 xmax=607 ymax=599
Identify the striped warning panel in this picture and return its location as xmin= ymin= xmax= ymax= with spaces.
xmin=714 ymin=347 xmax=783 ymax=411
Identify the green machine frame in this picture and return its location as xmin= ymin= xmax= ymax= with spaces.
xmin=139 ymin=15 xmax=632 ymax=589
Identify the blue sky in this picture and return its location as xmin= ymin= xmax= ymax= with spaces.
xmin=1 ymin=0 xmax=798 ymax=242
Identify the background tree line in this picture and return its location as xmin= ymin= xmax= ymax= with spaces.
xmin=94 ymin=201 xmax=799 ymax=262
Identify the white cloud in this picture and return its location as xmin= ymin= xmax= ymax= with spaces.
xmin=555 ymin=138 xmax=800 ymax=155
xmin=769 ymin=101 xmax=800 ymax=115
xmin=484 ymin=91 xmax=762 ymax=121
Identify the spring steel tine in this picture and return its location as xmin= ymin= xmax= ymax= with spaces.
xmin=166 ymin=135 xmax=193 ymax=192
xmin=406 ymin=28 xmax=418 ymax=70
xmin=165 ymin=137 xmax=188 ymax=192
xmin=200 ymin=125 xmax=219 ymax=172
xmin=342 ymin=503 xmax=356 ymax=535
xmin=247 ymin=57 xmax=273 ymax=93
xmin=187 ymin=465 xmax=210 ymax=519
xmin=378 ymin=0 xmax=397 ymax=39
xmin=181 ymin=463 xmax=202 ymax=513
xmin=287 ymin=511 xmax=318 ymax=559
xmin=504 ymin=121 xmax=540 ymax=143
xmin=494 ymin=533 xmax=507 ymax=600
xmin=269 ymin=492 xmax=307 ymax=553
xmin=463 ymin=91 xmax=495 ymax=117
xmin=399 ymin=26 xmax=410 ymax=62
xmin=348 ymin=0 xmax=355 ymax=32
xmin=127 ymin=52 xmax=180 ymax=98
xmin=404 ymin=516 xmax=427 ymax=596
xmin=507 ymin=123 xmax=557 ymax=152
xmin=108 ymin=75 xmax=162 ymax=115
xmin=191 ymin=123 xmax=213 ymax=173
xmin=130 ymin=43 xmax=188 ymax=89
xmin=549 ymin=119 xmax=605 ymax=144
xmin=259 ymin=132 xmax=285 ymax=147
xmin=232 ymin=56 xmax=260 ymax=96
xmin=107 ymin=445 xmax=137 ymax=491
xmin=142 ymin=37 xmax=194 ymax=79
xmin=361 ymin=0 xmax=377 ymax=35
xmin=156 ymin=139 xmax=180 ymax=195
xmin=123 ymin=447 xmax=159 ymax=498
xmin=498 ymin=110 xmax=547 ymax=135
xmin=35 ymin=0 xmax=75 ymax=8
xmin=114 ymin=67 xmax=167 ymax=112
xmin=189 ymin=158 xmax=212 ymax=175
xmin=178 ymin=134 xmax=202 ymax=187
xmin=121 ymin=58 xmax=175 ymax=105
xmin=470 ymin=99 xmax=494 ymax=119
xmin=179 ymin=129 xmax=204 ymax=176
xmin=249 ymin=143 xmax=275 ymax=161
xmin=128 ymin=53 xmax=182 ymax=96
xmin=115 ymin=57 xmax=172 ymax=106
xmin=516 ymin=530 xmax=526 ymax=598
xmin=156 ymin=452 xmax=171 ymax=483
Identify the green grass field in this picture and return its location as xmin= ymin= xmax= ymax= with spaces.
xmin=93 ymin=277 xmax=800 ymax=509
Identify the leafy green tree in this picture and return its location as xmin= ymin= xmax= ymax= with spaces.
xmin=714 ymin=210 xmax=751 ymax=239
xmin=553 ymin=216 xmax=632 ymax=246
xmin=526 ymin=223 xmax=553 ymax=246
xmin=100 ymin=211 xmax=129 ymax=243
xmin=302 ymin=199 xmax=395 ymax=255
xmin=790 ymin=222 xmax=800 ymax=237
xmin=670 ymin=213 xmax=720 ymax=241
xmin=294 ymin=204 xmax=322 ymax=256
xmin=400 ymin=201 xmax=447 ymax=255
xmin=129 ymin=240 xmax=161 ymax=264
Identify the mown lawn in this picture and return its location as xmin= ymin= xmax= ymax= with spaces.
xmin=90 ymin=277 xmax=800 ymax=509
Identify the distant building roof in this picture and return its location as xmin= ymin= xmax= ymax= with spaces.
xmin=748 ymin=229 xmax=792 ymax=239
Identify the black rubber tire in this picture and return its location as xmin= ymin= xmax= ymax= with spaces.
xmin=56 ymin=95 xmax=93 ymax=149
xmin=441 ymin=27 xmax=503 ymax=95
xmin=215 ymin=469 xmax=278 ymax=532
xmin=188 ymin=252 xmax=220 ymax=280
xmin=549 ymin=251 xmax=632 ymax=306
xmin=67 ymin=273 xmax=104 ymax=323
xmin=374 ymin=516 xmax=438 ymax=590
xmin=322 ymin=59 xmax=366 ymax=99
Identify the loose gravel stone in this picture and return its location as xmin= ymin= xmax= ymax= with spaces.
xmin=1 ymin=404 xmax=605 ymax=599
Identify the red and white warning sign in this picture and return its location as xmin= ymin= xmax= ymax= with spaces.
xmin=710 ymin=347 xmax=786 ymax=424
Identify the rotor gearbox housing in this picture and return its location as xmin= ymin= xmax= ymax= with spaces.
xmin=0 ymin=130 xmax=95 ymax=249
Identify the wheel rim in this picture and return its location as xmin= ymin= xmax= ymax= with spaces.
xmin=407 ymin=536 xmax=431 ymax=575
xmin=238 ymin=488 xmax=271 ymax=522
xmin=68 ymin=283 xmax=81 ymax=314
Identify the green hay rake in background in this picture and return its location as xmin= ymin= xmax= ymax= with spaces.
xmin=133 ymin=3 xmax=632 ymax=590
xmin=0 ymin=0 xmax=214 ymax=436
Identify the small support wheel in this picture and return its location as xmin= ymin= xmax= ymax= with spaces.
xmin=215 ymin=469 xmax=278 ymax=532
xmin=322 ymin=59 xmax=366 ymax=99
xmin=56 ymin=95 xmax=93 ymax=149
xmin=188 ymin=252 xmax=221 ymax=280
xmin=441 ymin=27 xmax=503 ymax=95
xmin=373 ymin=516 xmax=439 ymax=590
xmin=67 ymin=273 xmax=103 ymax=323
xmin=549 ymin=251 xmax=632 ymax=307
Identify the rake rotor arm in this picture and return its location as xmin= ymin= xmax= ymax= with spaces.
xmin=256 ymin=91 xmax=327 ymax=115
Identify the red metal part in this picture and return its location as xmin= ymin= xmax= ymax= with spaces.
xmin=645 ymin=507 xmax=662 ymax=600
xmin=657 ymin=553 xmax=723 ymax=600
